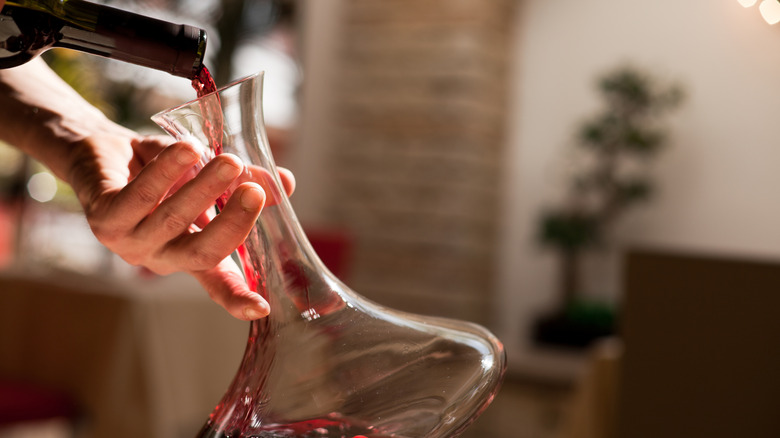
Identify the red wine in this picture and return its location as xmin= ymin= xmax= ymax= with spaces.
xmin=196 ymin=417 xmax=384 ymax=438
xmin=191 ymin=66 xmax=260 ymax=293
xmin=193 ymin=66 xmax=220 ymax=98
xmin=192 ymin=66 xmax=223 ymax=157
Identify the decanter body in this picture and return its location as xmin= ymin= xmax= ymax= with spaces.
xmin=153 ymin=72 xmax=506 ymax=438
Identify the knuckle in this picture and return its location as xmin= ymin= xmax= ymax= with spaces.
xmin=122 ymin=252 xmax=144 ymax=266
xmin=221 ymin=216 xmax=251 ymax=236
xmin=133 ymin=185 xmax=161 ymax=207
xmin=122 ymin=250 xmax=171 ymax=274
xmin=160 ymin=209 xmax=192 ymax=234
xmin=83 ymin=194 xmax=108 ymax=219
xmin=188 ymin=248 xmax=223 ymax=270
xmin=147 ymin=263 xmax=174 ymax=275
xmin=158 ymin=163 xmax=184 ymax=183
xmin=115 ymin=244 xmax=147 ymax=266
xmin=90 ymin=224 xmax=123 ymax=247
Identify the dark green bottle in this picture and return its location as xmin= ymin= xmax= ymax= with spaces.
xmin=0 ymin=0 xmax=207 ymax=79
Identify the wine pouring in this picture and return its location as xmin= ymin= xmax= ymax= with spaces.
xmin=0 ymin=0 xmax=506 ymax=434
xmin=154 ymin=72 xmax=506 ymax=438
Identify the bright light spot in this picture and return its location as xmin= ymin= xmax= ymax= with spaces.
xmin=760 ymin=0 xmax=780 ymax=24
xmin=27 ymin=172 xmax=58 ymax=202
xmin=481 ymin=355 xmax=494 ymax=370
xmin=738 ymin=0 xmax=758 ymax=7
xmin=301 ymin=308 xmax=321 ymax=321
xmin=232 ymin=43 xmax=301 ymax=129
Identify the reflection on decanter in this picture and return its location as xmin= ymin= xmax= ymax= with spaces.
xmin=153 ymin=72 xmax=505 ymax=438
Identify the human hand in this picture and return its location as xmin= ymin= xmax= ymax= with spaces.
xmin=70 ymin=131 xmax=295 ymax=320
xmin=0 ymin=58 xmax=297 ymax=320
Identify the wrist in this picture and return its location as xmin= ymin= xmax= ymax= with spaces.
xmin=0 ymin=58 xmax=137 ymax=181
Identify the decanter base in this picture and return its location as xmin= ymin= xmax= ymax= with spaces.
xmin=196 ymin=416 xmax=401 ymax=438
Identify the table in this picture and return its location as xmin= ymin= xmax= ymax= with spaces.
xmin=0 ymin=268 xmax=249 ymax=438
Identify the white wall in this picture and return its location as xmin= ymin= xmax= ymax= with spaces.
xmin=289 ymin=0 xmax=345 ymax=224
xmin=498 ymin=0 xmax=780 ymax=374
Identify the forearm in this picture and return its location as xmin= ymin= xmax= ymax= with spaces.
xmin=0 ymin=58 xmax=135 ymax=182
xmin=0 ymin=56 xmax=294 ymax=320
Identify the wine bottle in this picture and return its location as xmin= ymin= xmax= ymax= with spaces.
xmin=0 ymin=0 xmax=207 ymax=79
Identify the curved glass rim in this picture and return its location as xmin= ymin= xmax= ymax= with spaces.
xmin=152 ymin=70 xmax=264 ymax=119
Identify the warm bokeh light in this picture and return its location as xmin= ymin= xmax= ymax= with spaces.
xmin=738 ymin=0 xmax=758 ymax=7
xmin=27 ymin=172 xmax=57 ymax=202
xmin=760 ymin=0 xmax=780 ymax=24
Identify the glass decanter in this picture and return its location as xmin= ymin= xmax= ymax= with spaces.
xmin=152 ymin=72 xmax=506 ymax=438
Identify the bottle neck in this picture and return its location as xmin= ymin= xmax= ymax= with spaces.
xmin=2 ymin=0 xmax=207 ymax=78
xmin=57 ymin=0 xmax=206 ymax=78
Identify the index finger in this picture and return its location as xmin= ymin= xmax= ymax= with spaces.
xmin=107 ymin=142 xmax=201 ymax=229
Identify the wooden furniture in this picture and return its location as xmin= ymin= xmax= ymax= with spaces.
xmin=617 ymin=249 xmax=780 ymax=438
xmin=562 ymin=249 xmax=780 ymax=438
xmin=0 ymin=269 xmax=247 ymax=438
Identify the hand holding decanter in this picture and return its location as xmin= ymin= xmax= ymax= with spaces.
xmin=153 ymin=71 xmax=506 ymax=438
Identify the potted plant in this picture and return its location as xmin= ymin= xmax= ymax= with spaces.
xmin=533 ymin=64 xmax=684 ymax=349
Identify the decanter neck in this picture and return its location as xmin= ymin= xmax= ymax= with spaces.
xmin=241 ymin=195 xmax=346 ymax=324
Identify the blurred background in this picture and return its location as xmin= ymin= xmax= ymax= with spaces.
xmin=3 ymin=0 xmax=780 ymax=437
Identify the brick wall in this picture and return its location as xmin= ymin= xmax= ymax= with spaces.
xmin=323 ymin=0 xmax=516 ymax=324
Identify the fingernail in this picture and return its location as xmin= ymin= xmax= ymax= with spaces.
xmin=176 ymin=146 xmax=199 ymax=165
xmin=240 ymin=184 xmax=265 ymax=211
xmin=243 ymin=303 xmax=268 ymax=320
xmin=217 ymin=159 xmax=242 ymax=182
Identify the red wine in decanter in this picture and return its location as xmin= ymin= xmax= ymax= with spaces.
xmin=191 ymin=66 xmax=259 ymax=291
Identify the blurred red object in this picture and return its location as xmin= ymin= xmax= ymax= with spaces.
xmin=0 ymin=379 xmax=79 ymax=426
xmin=305 ymin=227 xmax=352 ymax=279
xmin=0 ymin=203 xmax=18 ymax=267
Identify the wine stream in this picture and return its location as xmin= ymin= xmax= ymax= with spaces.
xmin=183 ymin=69 xmax=500 ymax=438
xmin=192 ymin=67 xmax=260 ymax=293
